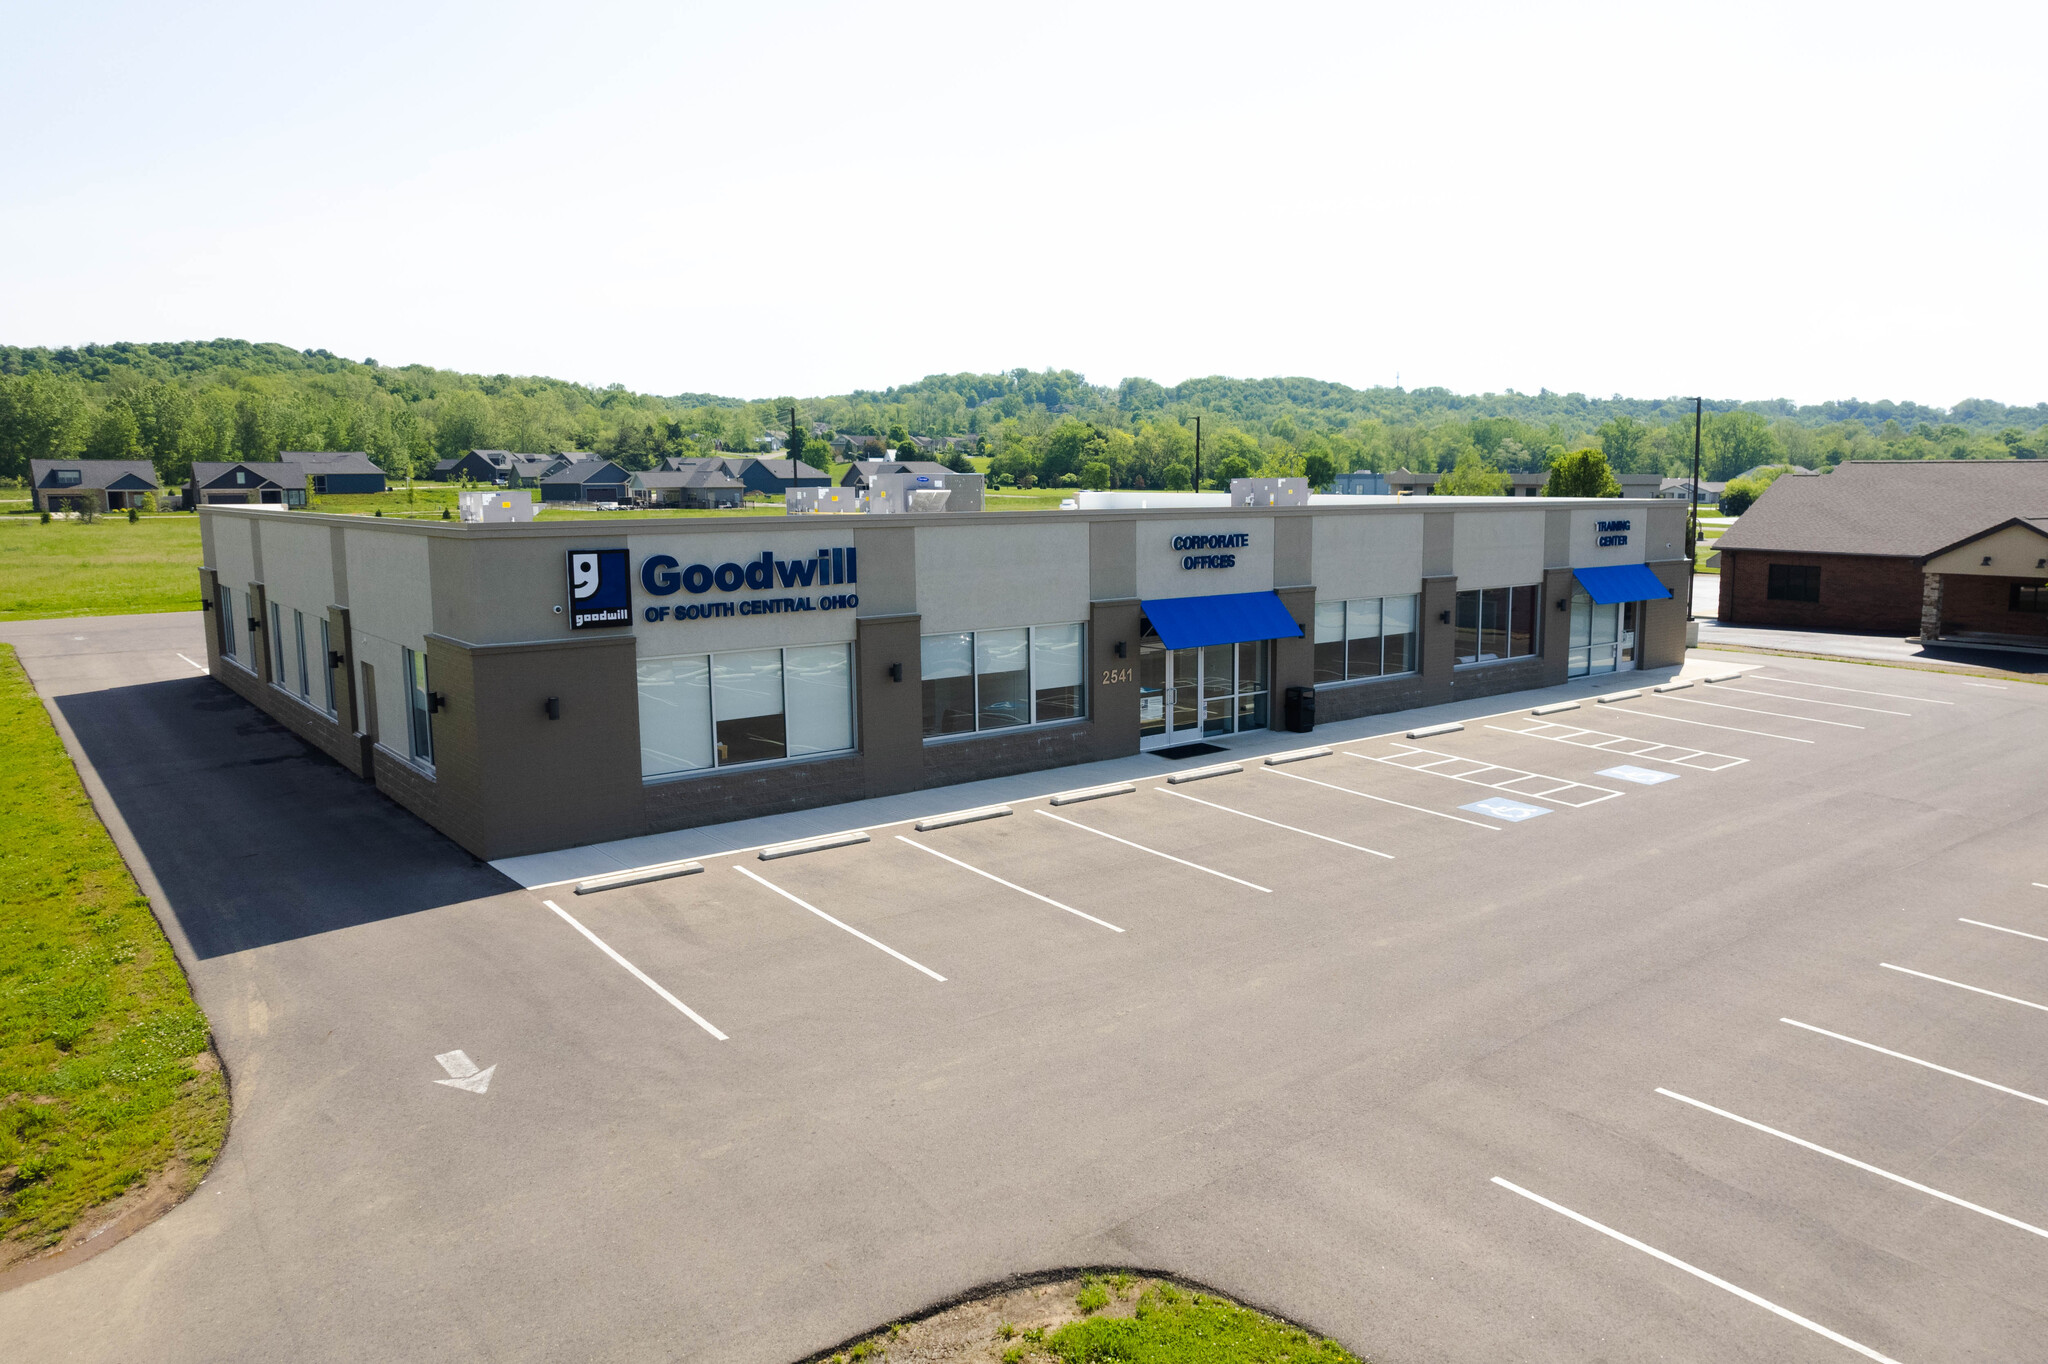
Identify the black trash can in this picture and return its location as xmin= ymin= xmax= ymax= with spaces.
xmin=1284 ymin=685 xmax=1316 ymax=733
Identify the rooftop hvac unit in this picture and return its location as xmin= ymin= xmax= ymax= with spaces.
xmin=786 ymin=487 xmax=862 ymax=514
xmin=1230 ymin=477 xmax=1310 ymax=507
xmin=458 ymin=490 xmax=536 ymax=522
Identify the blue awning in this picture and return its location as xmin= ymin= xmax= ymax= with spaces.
xmin=1140 ymin=591 xmax=1304 ymax=649
xmin=1574 ymin=563 xmax=1673 ymax=604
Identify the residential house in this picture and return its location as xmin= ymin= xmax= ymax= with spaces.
xmin=1384 ymin=468 xmax=1662 ymax=499
xmin=433 ymin=450 xmax=509 ymax=483
xmin=539 ymin=457 xmax=633 ymax=504
xmin=186 ymin=461 xmax=309 ymax=508
xmin=839 ymin=459 xmax=954 ymax=490
xmin=1658 ymin=477 xmax=1726 ymax=506
xmin=279 ymin=451 xmax=386 ymax=495
xmin=732 ymin=457 xmax=830 ymax=496
xmin=630 ymin=468 xmax=745 ymax=509
xmin=28 ymin=459 xmax=161 ymax=513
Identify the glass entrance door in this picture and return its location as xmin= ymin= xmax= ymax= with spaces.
xmin=1567 ymin=588 xmax=1638 ymax=678
xmin=1138 ymin=618 xmax=1270 ymax=749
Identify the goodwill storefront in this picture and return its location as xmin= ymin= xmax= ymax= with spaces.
xmin=196 ymin=496 xmax=1689 ymax=859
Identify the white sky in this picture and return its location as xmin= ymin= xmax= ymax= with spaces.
xmin=3 ymin=1 xmax=2042 ymax=408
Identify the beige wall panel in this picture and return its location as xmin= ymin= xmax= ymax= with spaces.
xmin=917 ymin=522 xmax=1090 ymax=633
xmin=1134 ymin=516 xmax=1274 ymax=599
xmin=1924 ymin=523 xmax=2048 ymax=575
xmin=1450 ymin=510 xmax=1546 ymax=589
xmin=255 ymin=518 xmax=338 ymax=621
xmin=1566 ymin=507 xmax=1652 ymax=569
xmin=206 ymin=513 xmax=259 ymax=593
xmin=1310 ymin=514 xmax=1426 ymax=600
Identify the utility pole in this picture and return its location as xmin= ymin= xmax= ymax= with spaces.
xmin=1686 ymin=396 xmax=1703 ymax=623
xmin=1194 ymin=415 xmax=1202 ymax=492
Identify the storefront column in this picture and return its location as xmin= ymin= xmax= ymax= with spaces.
xmin=1088 ymin=599 xmax=1142 ymax=753
xmin=1268 ymin=586 xmax=1315 ymax=729
xmin=1918 ymin=572 xmax=1944 ymax=640
xmin=1419 ymin=575 xmax=1458 ymax=697
xmin=856 ymin=613 xmax=924 ymax=797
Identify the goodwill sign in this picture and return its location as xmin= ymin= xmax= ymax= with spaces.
xmin=565 ymin=547 xmax=858 ymax=629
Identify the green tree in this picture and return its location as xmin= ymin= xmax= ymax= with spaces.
xmin=1542 ymin=447 xmax=1622 ymax=497
xmin=1303 ymin=451 xmax=1336 ymax=490
xmin=84 ymin=401 xmax=144 ymax=460
xmin=1596 ymin=416 xmax=1650 ymax=472
xmin=1081 ymin=461 xmax=1111 ymax=490
xmin=943 ymin=447 xmax=972 ymax=473
xmin=1162 ymin=462 xmax=1192 ymax=491
xmin=1718 ymin=477 xmax=1763 ymax=515
xmin=1702 ymin=410 xmax=1783 ymax=480
xmin=1435 ymin=449 xmax=1509 ymax=495
xmin=0 ymin=372 xmax=89 ymax=478
xmin=1213 ymin=454 xmax=1254 ymax=486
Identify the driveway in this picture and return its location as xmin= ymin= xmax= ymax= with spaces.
xmin=3 ymin=613 xmax=2045 ymax=1363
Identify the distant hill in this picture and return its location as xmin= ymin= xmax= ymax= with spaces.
xmin=2 ymin=340 xmax=2041 ymax=490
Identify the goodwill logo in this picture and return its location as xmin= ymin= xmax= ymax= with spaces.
xmin=567 ymin=549 xmax=631 ymax=629
xmin=637 ymin=547 xmax=858 ymax=623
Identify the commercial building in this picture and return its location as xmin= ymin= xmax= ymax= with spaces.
xmin=29 ymin=458 xmax=160 ymax=513
xmin=197 ymin=494 xmax=1688 ymax=859
xmin=1715 ymin=460 xmax=2048 ymax=645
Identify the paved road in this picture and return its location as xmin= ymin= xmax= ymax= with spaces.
xmin=4 ymin=613 xmax=2046 ymax=1363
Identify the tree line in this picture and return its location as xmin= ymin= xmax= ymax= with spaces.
xmin=2 ymin=340 xmax=2043 ymax=493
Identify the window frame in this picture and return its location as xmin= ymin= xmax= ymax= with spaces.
xmin=919 ymin=622 xmax=1090 ymax=741
xmin=636 ymin=642 xmax=857 ymax=782
xmin=403 ymin=646 xmax=434 ymax=767
xmin=270 ymin=602 xmax=286 ymax=684
xmin=2009 ymin=582 xmax=2048 ymax=614
xmin=293 ymin=610 xmax=310 ymax=698
xmin=319 ymin=617 xmax=335 ymax=712
xmin=1765 ymin=563 xmax=1821 ymax=603
xmin=218 ymin=585 xmax=238 ymax=660
xmin=1312 ymin=594 xmax=1421 ymax=684
xmin=1453 ymin=585 xmax=1542 ymax=667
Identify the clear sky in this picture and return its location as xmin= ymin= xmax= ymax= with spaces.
xmin=3 ymin=1 xmax=2041 ymax=408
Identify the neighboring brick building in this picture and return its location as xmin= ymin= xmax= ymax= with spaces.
xmin=1716 ymin=461 xmax=2048 ymax=645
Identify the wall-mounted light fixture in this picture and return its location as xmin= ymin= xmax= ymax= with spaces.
xmin=544 ymin=697 xmax=561 ymax=720
xmin=888 ymin=662 xmax=903 ymax=682
xmin=1438 ymin=610 xmax=1451 ymax=624
xmin=427 ymin=691 xmax=446 ymax=713
xmin=1983 ymin=556 xmax=1994 ymax=566
xmin=328 ymin=651 xmax=344 ymax=670
xmin=1556 ymin=598 xmax=1568 ymax=613
xmin=1114 ymin=641 xmax=1127 ymax=659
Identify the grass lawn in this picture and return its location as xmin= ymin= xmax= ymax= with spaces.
xmin=0 ymin=645 xmax=228 ymax=1261
xmin=0 ymin=515 xmax=205 ymax=621
xmin=822 ymin=1275 xmax=1363 ymax=1364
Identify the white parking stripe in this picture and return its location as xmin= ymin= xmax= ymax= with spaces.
xmin=1959 ymin=917 xmax=2048 ymax=944
xmin=894 ymin=836 xmax=1123 ymax=931
xmin=1036 ymin=810 xmax=1271 ymax=892
xmin=1659 ymin=1088 xmax=2048 ymax=1241
xmin=1264 ymin=765 xmax=1502 ymax=829
xmin=1485 ymin=720 xmax=1745 ymax=772
xmin=1781 ymin=1018 xmax=2048 ymax=1109
xmin=175 ymin=652 xmax=207 ymax=672
xmin=1593 ymin=704 xmax=1815 ymax=743
xmin=1158 ymin=787 xmax=1394 ymax=859
xmin=1658 ymin=695 xmax=1864 ymax=729
xmin=1751 ymin=675 xmax=1953 ymax=705
xmin=1490 ymin=1178 xmax=1902 ymax=1364
xmin=731 ymin=866 xmax=947 ymax=980
xmin=1882 ymin=963 xmax=2048 ymax=1013
xmin=541 ymin=899 xmax=728 ymax=1040
xmin=1719 ymin=686 xmax=1910 ymax=717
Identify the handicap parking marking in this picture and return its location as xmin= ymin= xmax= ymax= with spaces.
xmin=1355 ymin=743 xmax=1624 ymax=808
xmin=1461 ymin=797 xmax=1552 ymax=822
xmin=1598 ymin=764 xmax=1681 ymax=786
xmin=1486 ymin=719 xmax=1746 ymax=772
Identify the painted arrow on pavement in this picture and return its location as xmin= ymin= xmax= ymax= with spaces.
xmin=434 ymin=1049 xmax=496 ymax=1094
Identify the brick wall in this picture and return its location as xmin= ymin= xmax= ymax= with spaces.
xmin=1939 ymin=574 xmax=2048 ymax=639
xmin=1719 ymin=550 xmax=1924 ymax=634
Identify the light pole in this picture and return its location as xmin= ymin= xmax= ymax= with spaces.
xmin=1686 ymin=397 xmax=1703 ymax=623
xmin=1194 ymin=415 xmax=1202 ymax=492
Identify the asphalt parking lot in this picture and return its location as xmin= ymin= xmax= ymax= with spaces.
xmin=3 ymin=612 xmax=2045 ymax=1364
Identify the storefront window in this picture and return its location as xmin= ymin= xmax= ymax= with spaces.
xmin=270 ymin=602 xmax=286 ymax=682
xmin=218 ymin=586 xmax=237 ymax=659
xmin=294 ymin=610 xmax=310 ymax=697
xmin=920 ymin=633 xmax=975 ymax=736
xmin=1454 ymin=586 xmax=1540 ymax=665
xmin=637 ymin=644 xmax=854 ymax=780
xmin=404 ymin=647 xmax=434 ymax=764
xmin=1313 ymin=595 xmax=1420 ymax=682
xmin=919 ymin=623 xmax=1088 ymax=739
xmin=319 ymin=618 xmax=335 ymax=712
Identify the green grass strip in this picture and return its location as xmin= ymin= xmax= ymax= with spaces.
xmin=0 ymin=516 xmax=204 ymax=621
xmin=0 ymin=643 xmax=228 ymax=1249
xmin=1040 ymin=1282 xmax=1364 ymax=1363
